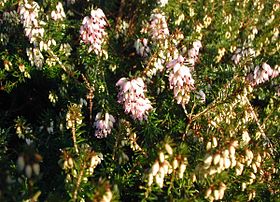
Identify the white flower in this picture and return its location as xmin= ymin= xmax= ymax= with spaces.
xmin=51 ymin=2 xmax=66 ymax=21
xmin=94 ymin=112 xmax=115 ymax=138
xmin=158 ymin=0 xmax=168 ymax=7
xmin=134 ymin=38 xmax=150 ymax=57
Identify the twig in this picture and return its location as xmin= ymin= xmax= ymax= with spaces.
xmin=72 ymin=124 xmax=79 ymax=154
xmin=72 ymin=162 xmax=86 ymax=201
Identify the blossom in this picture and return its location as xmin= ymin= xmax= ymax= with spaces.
xmin=158 ymin=0 xmax=168 ymax=7
xmin=18 ymin=0 xmax=46 ymax=68
xmin=247 ymin=63 xmax=279 ymax=86
xmin=134 ymin=38 xmax=150 ymax=57
xmin=94 ymin=112 xmax=115 ymax=139
xmin=167 ymin=55 xmax=195 ymax=106
xmin=186 ymin=40 xmax=202 ymax=70
xmin=51 ymin=2 xmax=66 ymax=21
xmin=80 ymin=8 xmax=107 ymax=55
xmin=231 ymin=48 xmax=256 ymax=65
xmin=26 ymin=47 xmax=44 ymax=68
xmin=148 ymin=12 xmax=169 ymax=41
xmin=18 ymin=0 xmax=44 ymax=44
xmin=116 ymin=77 xmax=152 ymax=121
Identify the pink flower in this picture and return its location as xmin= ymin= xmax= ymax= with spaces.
xmin=167 ymin=55 xmax=195 ymax=106
xmin=80 ymin=8 xmax=107 ymax=55
xmin=149 ymin=13 xmax=169 ymax=41
xmin=116 ymin=77 xmax=152 ymax=121
xmin=248 ymin=63 xmax=279 ymax=86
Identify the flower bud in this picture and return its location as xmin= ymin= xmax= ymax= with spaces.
xmin=212 ymin=137 xmax=218 ymax=148
xmin=179 ymin=164 xmax=186 ymax=179
xmin=229 ymin=145 xmax=235 ymax=157
xmin=205 ymin=187 xmax=212 ymax=199
xmin=159 ymin=152 xmax=165 ymax=163
xmin=203 ymin=154 xmax=213 ymax=169
xmin=213 ymin=153 xmax=221 ymax=165
xmin=206 ymin=141 xmax=212 ymax=151
xmin=224 ymin=157 xmax=231 ymax=169
xmin=165 ymin=144 xmax=173 ymax=155
xmin=191 ymin=173 xmax=196 ymax=182
xmin=25 ymin=164 xmax=32 ymax=178
xmin=162 ymin=163 xmax=169 ymax=174
xmin=209 ymin=167 xmax=217 ymax=175
xmin=152 ymin=161 xmax=159 ymax=176
xmin=256 ymin=153 xmax=262 ymax=163
xmin=17 ymin=156 xmax=25 ymax=171
xmin=32 ymin=163 xmax=40 ymax=175
xmin=148 ymin=173 xmax=153 ymax=186
xmin=173 ymin=159 xmax=179 ymax=170
xmin=230 ymin=157 xmax=237 ymax=168
xmin=63 ymin=160 xmax=69 ymax=170
xmin=67 ymin=157 xmax=73 ymax=168
xmin=213 ymin=189 xmax=220 ymax=200
xmin=252 ymin=163 xmax=258 ymax=173
xmin=222 ymin=149 xmax=229 ymax=158
xmin=236 ymin=162 xmax=244 ymax=176
xmin=242 ymin=182 xmax=246 ymax=191
xmin=155 ymin=174 xmax=164 ymax=188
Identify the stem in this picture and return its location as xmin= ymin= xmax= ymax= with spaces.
xmin=81 ymin=74 xmax=94 ymax=124
xmin=72 ymin=124 xmax=79 ymax=154
xmin=72 ymin=163 xmax=86 ymax=201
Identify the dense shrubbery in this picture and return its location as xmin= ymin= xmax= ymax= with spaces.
xmin=0 ymin=0 xmax=279 ymax=201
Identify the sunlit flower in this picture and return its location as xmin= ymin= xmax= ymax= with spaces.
xmin=80 ymin=8 xmax=107 ymax=55
xmin=149 ymin=12 xmax=169 ymax=41
xmin=116 ymin=77 xmax=152 ymax=121
xmin=51 ymin=2 xmax=66 ymax=21
xmin=167 ymin=55 xmax=195 ymax=106
xmin=247 ymin=62 xmax=279 ymax=86
xmin=158 ymin=0 xmax=168 ymax=7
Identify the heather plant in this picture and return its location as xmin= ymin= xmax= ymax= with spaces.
xmin=0 ymin=0 xmax=279 ymax=201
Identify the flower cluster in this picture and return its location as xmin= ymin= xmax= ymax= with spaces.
xmin=134 ymin=38 xmax=150 ymax=57
xmin=17 ymin=153 xmax=42 ymax=178
xmin=51 ymin=2 xmax=66 ymax=21
xmin=116 ymin=77 xmax=152 ymax=121
xmin=148 ymin=12 xmax=169 ymax=41
xmin=94 ymin=112 xmax=115 ymax=139
xmin=66 ymin=104 xmax=83 ymax=129
xmin=205 ymin=182 xmax=227 ymax=201
xmin=186 ymin=40 xmax=202 ymax=70
xmin=247 ymin=63 xmax=279 ymax=86
xmin=197 ymin=139 xmax=239 ymax=178
xmin=18 ymin=0 xmax=46 ymax=68
xmin=158 ymin=0 xmax=168 ymax=7
xmin=26 ymin=47 xmax=44 ymax=68
xmin=231 ymin=48 xmax=256 ymax=65
xmin=167 ymin=55 xmax=195 ymax=106
xmin=148 ymin=144 xmax=188 ymax=188
xmin=18 ymin=0 xmax=44 ymax=44
xmin=80 ymin=8 xmax=107 ymax=55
